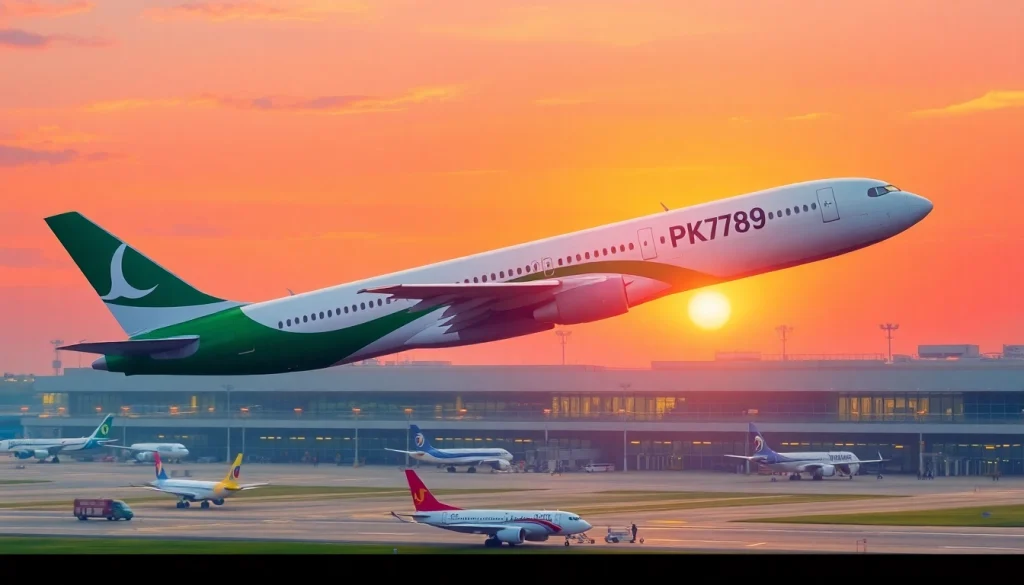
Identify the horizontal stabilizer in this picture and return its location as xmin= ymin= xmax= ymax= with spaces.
xmin=59 ymin=336 xmax=199 ymax=356
xmin=358 ymin=280 xmax=561 ymax=300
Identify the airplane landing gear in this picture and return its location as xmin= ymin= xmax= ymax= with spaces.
xmin=788 ymin=474 xmax=800 ymax=480
xmin=467 ymin=467 xmax=476 ymax=473
xmin=51 ymin=456 xmax=60 ymax=463
xmin=176 ymin=500 xmax=191 ymax=509
xmin=446 ymin=466 xmax=456 ymax=473
xmin=200 ymin=501 xmax=210 ymax=509
xmin=484 ymin=537 xmax=501 ymax=548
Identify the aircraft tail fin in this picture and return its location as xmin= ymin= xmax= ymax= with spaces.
xmin=222 ymin=453 xmax=243 ymax=488
xmin=404 ymin=469 xmax=460 ymax=512
xmin=89 ymin=414 xmax=114 ymax=441
xmin=409 ymin=424 xmax=431 ymax=452
xmin=44 ymin=211 xmax=243 ymax=336
xmin=748 ymin=422 xmax=772 ymax=455
xmin=154 ymin=452 xmax=169 ymax=480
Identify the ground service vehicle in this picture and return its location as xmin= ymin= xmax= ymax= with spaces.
xmin=74 ymin=498 xmax=134 ymax=521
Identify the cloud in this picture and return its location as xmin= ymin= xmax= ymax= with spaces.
xmin=533 ymin=97 xmax=589 ymax=107
xmin=83 ymin=86 xmax=464 ymax=115
xmin=6 ymin=125 xmax=102 ymax=146
xmin=0 ymin=0 xmax=93 ymax=19
xmin=910 ymin=90 xmax=1024 ymax=118
xmin=0 ymin=144 xmax=119 ymax=166
xmin=144 ymin=0 xmax=367 ymax=23
xmin=0 ymin=27 xmax=109 ymax=49
xmin=785 ymin=112 xmax=836 ymax=121
xmin=0 ymin=248 xmax=66 ymax=268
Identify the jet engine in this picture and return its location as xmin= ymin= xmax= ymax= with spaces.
xmin=525 ymin=533 xmax=550 ymax=542
xmin=495 ymin=527 xmax=525 ymax=545
xmin=135 ymin=451 xmax=155 ymax=462
xmin=489 ymin=459 xmax=511 ymax=471
xmin=814 ymin=465 xmax=836 ymax=479
xmin=15 ymin=450 xmax=50 ymax=460
xmin=532 ymin=276 xmax=629 ymax=325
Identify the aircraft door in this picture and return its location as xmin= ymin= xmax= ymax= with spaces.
xmin=637 ymin=227 xmax=658 ymax=260
xmin=541 ymin=257 xmax=554 ymax=276
xmin=441 ymin=512 xmax=449 ymax=525
xmin=816 ymin=187 xmax=840 ymax=223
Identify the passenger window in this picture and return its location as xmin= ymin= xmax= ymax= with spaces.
xmin=525 ymin=265 xmax=531 ymax=273
xmin=602 ymin=248 xmax=608 ymax=255
xmin=491 ymin=273 xmax=496 ymax=280
xmin=500 ymin=271 xmax=505 ymax=278
xmin=794 ymin=206 xmax=800 ymax=214
xmin=327 ymin=310 xmax=332 ymax=317
xmin=377 ymin=299 xmax=382 ymax=306
xmin=628 ymin=243 xmax=634 ymax=250
xmin=576 ymin=254 xmax=582 ymax=261
xmin=517 ymin=268 xmax=522 ymax=275
xmin=557 ymin=258 xmax=563 ymax=266
xmin=619 ymin=245 xmax=625 ymax=252
xmin=319 ymin=311 xmax=325 ymax=319
xmin=473 ymin=277 xmax=479 ymax=283
xmin=287 ymin=319 xmax=292 ymax=326
xmin=351 ymin=305 xmax=356 ymax=312
xmin=344 ymin=307 xmax=349 ymax=314
xmin=768 ymin=212 xmax=774 ymax=219
xmin=785 ymin=209 xmax=791 ymax=216
xmin=303 ymin=315 xmax=308 ymax=323
xmin=659 ymin=236 xmax=665 ymax=244
xmin=360 ymin=302 xmax=365 ymax=310
xmin=811 ymin=203 xmax=816 ymax=210
xmin=802 ymin=205 xmax=808 ymax=212
xmin=278 ymin=321 xmax=283 ymax=329
xmin=585 ymin=252 xmax=590 ymax=259
xmin=481 ymin=275 xmax=487 ymax=282
xmin=566 ymin=256 xmax=572 ymax=264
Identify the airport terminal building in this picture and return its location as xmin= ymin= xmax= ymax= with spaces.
xmin=8 ymin=343 xmax=1024 ymax=477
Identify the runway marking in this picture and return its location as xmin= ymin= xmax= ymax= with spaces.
xmin=646 ymin=538 xmax=747 ymax=544
xmin=357 ymin=532 xmax=421 ymax=536
xmin=649 ymin=520 xmax=686 ymax=525
xmin=746 ymin=542 xmax=766 ymax=547
xmin=942 ymin=546 xmax=1024 ymax=551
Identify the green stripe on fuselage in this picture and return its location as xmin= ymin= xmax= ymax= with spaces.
xmin=103 ymin=260 xmax=720 ymax=375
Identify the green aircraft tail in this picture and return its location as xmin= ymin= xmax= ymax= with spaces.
xmin=44 ymin=211 xmax=243 ymax=336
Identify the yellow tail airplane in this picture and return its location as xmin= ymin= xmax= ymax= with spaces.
xmin=133 ymin=452 xmax=269 ymax=509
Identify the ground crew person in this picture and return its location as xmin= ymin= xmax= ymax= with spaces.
xmin=630 ymin=523 xmax=637 ymax=543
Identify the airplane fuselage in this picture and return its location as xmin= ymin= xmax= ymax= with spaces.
xmin=409 ymin=448 xmax=513 ymax=467
xmin=88 ymin=178 xmax=931 ymax=376
xmin=755 ymin=451 xmax=864 ymax=477
xmin=148 ymin=479 xmax=228 ymax=502
xmin=414 ymin=509 xmax=591 ymax=541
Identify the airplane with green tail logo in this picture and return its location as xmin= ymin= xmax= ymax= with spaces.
xmin=46 ymin=178 xmax=931 ymax=376
xmin=0 ymin=414 xmax=116 ymax=463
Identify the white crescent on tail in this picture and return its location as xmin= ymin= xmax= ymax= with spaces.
xmin=100 ymin=244 xmax=157 ymax=301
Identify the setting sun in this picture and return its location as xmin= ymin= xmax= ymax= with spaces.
xmin=688 ymin=291 xmax=732 ymax=331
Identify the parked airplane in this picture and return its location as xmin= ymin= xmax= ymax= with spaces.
xmin=725 ymin=423 xmax=888 ymax=480
xmin=130 ymin=452 xmax=268 ymax=509
xmin=0 ymin=414 xmax=115 ymax=463
xmin=391 ymin=469 xmax=593 ymax=547
xmin=47 ymin=178 xmax=931 ymax=376
xmin=385 ymin=424 xmax=513 ymax=473
xmin=106 ymin=442 xmax=189 ymax=463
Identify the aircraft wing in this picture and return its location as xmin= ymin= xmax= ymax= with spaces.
xmin=235 ymin=483 xmax=269 ymax=490
xmin=135 ymin=485 xmax=203 ymax=499
xmin=104 ymin=445 xmax=139 ymax=452
xmin=358 ymin=281 xmax=561 ymax=303
xmin=439 ymin=523 xmax=512 ymax=536
xmin=723 ymin=454 xmax=757 ymax=461
xmin=385 ymin=448 xmax=416 ymax=456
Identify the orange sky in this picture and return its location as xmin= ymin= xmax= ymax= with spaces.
xmin=1 ymin=0 xmax=1022 ymax=374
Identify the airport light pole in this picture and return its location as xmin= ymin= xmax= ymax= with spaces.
xmin=775 ymin=325 xmax=793 ymax=360
xmin=223 ymin=384 xmax=233 ymax=463
xmin=620 ymin=382 xmax=632 ymax=473
xmin=240 ymin=407 xmax=249 ymax=457
xmin=352 ymin=408 xmax=361 ymax=467
xmin=880 ymin=323 xmax=899 ymax=363
xmin=404 ymin=408 xmax=413 ymax=468
xmin=555 ymin=330 xmax=572 ymax=365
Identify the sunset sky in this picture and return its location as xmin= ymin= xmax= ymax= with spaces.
xmin=1 ymin=0 xmax=1022 ymax=374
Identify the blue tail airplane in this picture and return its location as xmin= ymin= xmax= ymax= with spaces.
xmin=725 ymin=423 xmax=887 ymax=481
xmin=386 ymin=424 xmax=513 ymax=473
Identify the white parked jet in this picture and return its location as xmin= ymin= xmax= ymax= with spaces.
xmin=725 ymin=423 xmax=888 ymax=481
xmin=48 ymin=178 xmax=931 ymax=376
xmin=391 ymin=469 xmax=593 ymax=547
xmin=130 ymin=452 xmax=268 ymax=509
xmin=0 ymin=414 xmax=116 ymax=463
xmin=385 ymin=424 xmax=513 ymax=473
xmin=106 ymin=442 xmax=189 ymax=463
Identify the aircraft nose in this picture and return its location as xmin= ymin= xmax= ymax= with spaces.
xmin=581 ymin=520 xmax=592 ymax=531
xmin=91 ymin=356 xmax=107 ymax=371
xmin=905 ymin=192 xmax=933 ymax=223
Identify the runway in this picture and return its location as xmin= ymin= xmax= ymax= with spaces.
xmin=3 ymin=460 xmax=1023 ymax=553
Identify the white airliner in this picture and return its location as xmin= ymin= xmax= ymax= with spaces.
xmin=0 ymin=414 xmax=115 ymax=463
xmin=130 ymin=452 xmax=268 ymax=509
xmin=106 ymin=442 xmax=189 ymax=463
xmin=385 ymin=424 xmax=513 ymax=473
xmin=47 ymin=178 xmax=932 ymax=376
xmin=391 ymin=469 xmax=593 ymax=547
xmin=725 ymin=423 xmax=888 ymax=481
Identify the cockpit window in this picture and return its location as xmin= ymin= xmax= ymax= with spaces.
xmin=868 ymin=185 xmax=900 ymax=197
